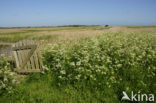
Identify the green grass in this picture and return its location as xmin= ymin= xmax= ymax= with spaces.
xmin=0 ymin=34 xmax=32 ymax=42
xmin=0 ymin=73 xmax=118 ymax=103
xmin=0 ymin=31 xmax=35 ymax=42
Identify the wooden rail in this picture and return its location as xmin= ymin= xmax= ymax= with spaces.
xmin=0 ymin=43 xmax=14 ymax=45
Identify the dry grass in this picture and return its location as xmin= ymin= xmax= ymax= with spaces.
xmin=109 ymin=26 xmax=156 ymax=33
xmin=0 ymin=26 xmax=156 ymax=47
xmin=0 ymin=26 xmax=109 ymax=43
xmin=0 ymin=28 xmax=27 ymax=33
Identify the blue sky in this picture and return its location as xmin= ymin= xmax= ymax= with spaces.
xmin=0 ymin=0 xmax=156 ymax=27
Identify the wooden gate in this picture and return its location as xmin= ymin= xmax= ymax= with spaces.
xmin=12 ymin=40 xmax=43 ymax=73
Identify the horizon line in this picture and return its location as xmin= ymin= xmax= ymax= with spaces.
xmin=0 ymin=24 xmax=156 ymax=28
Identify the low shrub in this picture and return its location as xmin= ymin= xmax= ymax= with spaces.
xmin=43 ymin=32 xmax=156 ymax=101
xmin=0 ymin=55 xmax=17 ymax=95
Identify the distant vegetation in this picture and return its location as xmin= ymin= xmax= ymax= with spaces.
xmin=58 ymin=25 xmax=101 ymax=27
xmin=105 ymin=25 xmax=109 ymax=27
xmin=126 ymin=26 xmax=156 ymax=28
xmin=0 ymin=25 xmax=101 ymax=29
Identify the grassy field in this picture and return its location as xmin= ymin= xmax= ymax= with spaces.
xmin=0 ymin=26 xmax=156 ymax=103
xmin=0 ymin=26 xmax=156 ymax=43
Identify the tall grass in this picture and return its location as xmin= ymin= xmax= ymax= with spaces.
xmin=0 ymin=26 xmax=110 ymax=43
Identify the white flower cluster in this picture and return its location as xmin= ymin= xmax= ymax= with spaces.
xmin=0 ymin=55 xmax=18 ymax=95
xmin=43 ymin=32 xmax=156 ymax=89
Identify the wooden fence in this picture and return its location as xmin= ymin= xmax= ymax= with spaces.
xmin=0 ymin=40 xmax=43 ymax=73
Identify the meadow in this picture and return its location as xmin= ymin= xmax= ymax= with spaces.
xmin=0 ymin=26 xmax=156 ymax=103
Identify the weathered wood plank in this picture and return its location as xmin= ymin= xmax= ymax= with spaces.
xmin=16 ymin=69 xmax=41 ymax=73
xmin=33 ymin=50 xmax=39 ymax=70
xmin=29 ymin=40 xmax=36 ymax=70
xmin=12 ymin=45 xmax=36 ymax=51
xmin=12 ymin=44 xmax=20 ymax=69
xmin=0 ymin=43 xmax=14 ymax=45
xmin=22 ymin=41 xmax=29 ymax=70
xmin=16 ymin=42 xmax=23 ymax=70
xmin=36 ymin=49 xmax=43 ymax=70
xmin=19 ymin=42 xmax=25 ymax=69
xmin=31 ymin=41 xmax=39 ymax=70
xmin=25 ymin=40 xmax=32 ymax=70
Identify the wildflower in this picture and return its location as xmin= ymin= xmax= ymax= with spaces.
xmin=70 ymin=62 xmax=75 ymax=66
xmin=12 ymin=79 xmax=16 ymax=84
xmin=58 ymin=76 xmax=62 ymax=79
xmin=117 ymin=64 xmax=122 ymax=68
xmin=96 ymin=69 xmax=101 ymax=73
xmin=75 ymin=74 xmax=81 ymax=80
xmin=9 ymin=72 xmax=15 ymax=76
xmin=60 ymin=70 xmax=66 ymax=74
xmin=4 ymin=77 xmax=8 ymax=82
xmin=76 ymin=61 xmax=81 ymax=66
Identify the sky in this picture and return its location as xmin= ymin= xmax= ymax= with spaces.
xmin=0 ymin=0 xmax=156 ymax=27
